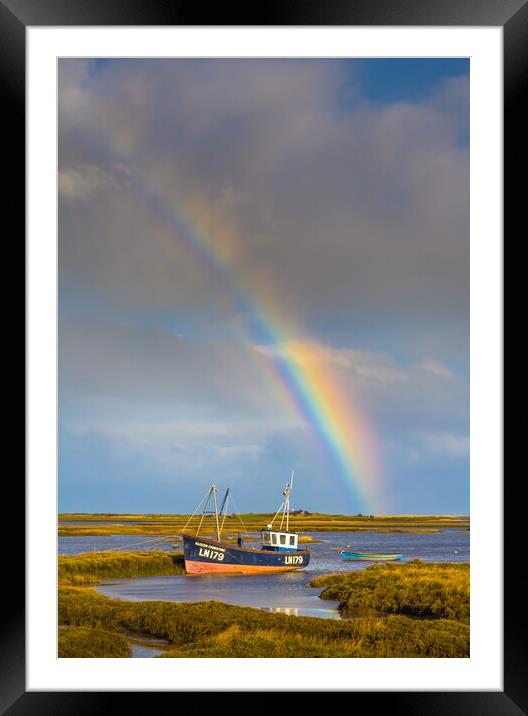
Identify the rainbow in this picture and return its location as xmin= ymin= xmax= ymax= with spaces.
xmin=254 ymin=338 xmax=382 ymax=513
xmin=121 ymin=170 xmax=382 ymax=512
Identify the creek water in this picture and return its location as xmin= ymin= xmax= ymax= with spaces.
xmin=60 ymin=528 xmax=469 ymax=621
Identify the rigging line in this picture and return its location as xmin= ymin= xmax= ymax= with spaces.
xmin=212 ymin=485 xmax=221 ymax=541
xmin=102 ymin=535 xmax=178 ymax=552
xmin=271 ymin=501 xmax=285 ymax=528
xmin=196 ymin=487 xmax=215 ymax=537
xmin=181 ymin=485 xmax=214 ymax=534
xmin=228 ymin=495 xmax=249 ymax=539
xmin=219 ymin=491 xmax=230 ymax=539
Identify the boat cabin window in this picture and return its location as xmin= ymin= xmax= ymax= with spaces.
xmin=263 ymin=530 xmax=298 ymax=549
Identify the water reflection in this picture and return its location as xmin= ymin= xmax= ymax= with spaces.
xmin=130 ymin=643 xmax=163 ymax=658
xmin=265 ymin=607 xmax=299 ymax=616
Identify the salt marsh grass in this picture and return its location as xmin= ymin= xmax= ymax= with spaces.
xmin=58 ymin=550 xmax=185 ymax=585
xmin=310 ymin=560 xmax=469 ymax=622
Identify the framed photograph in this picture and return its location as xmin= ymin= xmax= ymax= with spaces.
xmin=9 ymin=0 xmax=516 ymax=709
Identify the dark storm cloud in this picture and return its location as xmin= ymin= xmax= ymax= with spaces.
xmin=58 ymin=59 xmax=469 ymax=346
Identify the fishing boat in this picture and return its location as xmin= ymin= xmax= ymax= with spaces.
xmin=182 ymin=474 xmax=310 ymax=575
xmin=340 ymin=549 xmax=403 ymax=562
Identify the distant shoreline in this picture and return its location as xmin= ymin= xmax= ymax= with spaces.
xmin=58 ymin=512 xmax=469 ymax=536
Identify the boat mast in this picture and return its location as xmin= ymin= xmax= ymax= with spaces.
xmin=212 ymin=484 xmax=221 ymax=541
xmin=275 ymin=469 xmax=295 ymax=531
xmin=284 ymin=469 xmax=294 ymax=531
xmin=218 ymin=488 xmax=230 ymax=540
xmin=182 ymin=484 xmax=232 ymax=540
xmin=287 ymin=470 xmax=294 ymax=531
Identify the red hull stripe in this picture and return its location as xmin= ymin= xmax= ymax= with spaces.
xmin=185 ymin=560 xmax=305 ymax=575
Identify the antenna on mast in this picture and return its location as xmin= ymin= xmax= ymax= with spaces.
xmin=271 ymin=470 xmax=298 ymax=532
xmin=283 ymin=469 xmax=295 ymax=531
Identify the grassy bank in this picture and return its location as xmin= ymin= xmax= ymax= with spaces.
xmin=57 ymin=550 xmax=469 ymax=658
xmin=58 ymin=550 xmax=185 ymax=585
xmin=58 ymin=626 xmax=131 ymax=657
xmin=58 ymin=524 xmax=182 ymax=537
xmin=310 ymin=561 xmax=469 ymax=622
xmin=59 ymin=587 xmax=469 ymax=658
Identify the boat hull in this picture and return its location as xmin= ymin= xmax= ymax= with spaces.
xmin=340 ymin=552 xmax=403 ymax=561
xmin=183 ymin=534 xmax=310 ymax=575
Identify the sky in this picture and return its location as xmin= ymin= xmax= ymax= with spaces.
xmin=58 ymin=58 xmax=470 ymax=515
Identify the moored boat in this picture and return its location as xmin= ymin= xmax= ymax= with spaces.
xmin=182 ymin=475 xmax=310 ymax=575
xmin=340 ymin=550 xmax=403 ymax=562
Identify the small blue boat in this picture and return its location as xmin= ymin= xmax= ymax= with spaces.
xmin=340 ymin=550 xmax=403 ymax=562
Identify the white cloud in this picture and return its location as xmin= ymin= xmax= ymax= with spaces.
xmin=67 ymin=416 xmax=304 ymax=474
xmin=420 ymin=432 xmax=470 ymax=458
xmin=415 ymin=359 xmax=455 ymax=379
xmin=59 ymin=165 xmax=116 ymax=202
xmin=254 ymin=342 xmax=408 ymax=384
xmin=60 ymin=316 xmax=465 ymax=451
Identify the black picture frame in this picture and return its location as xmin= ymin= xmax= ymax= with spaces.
xmin=7 ymin=0 xmax=515 ymax=711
